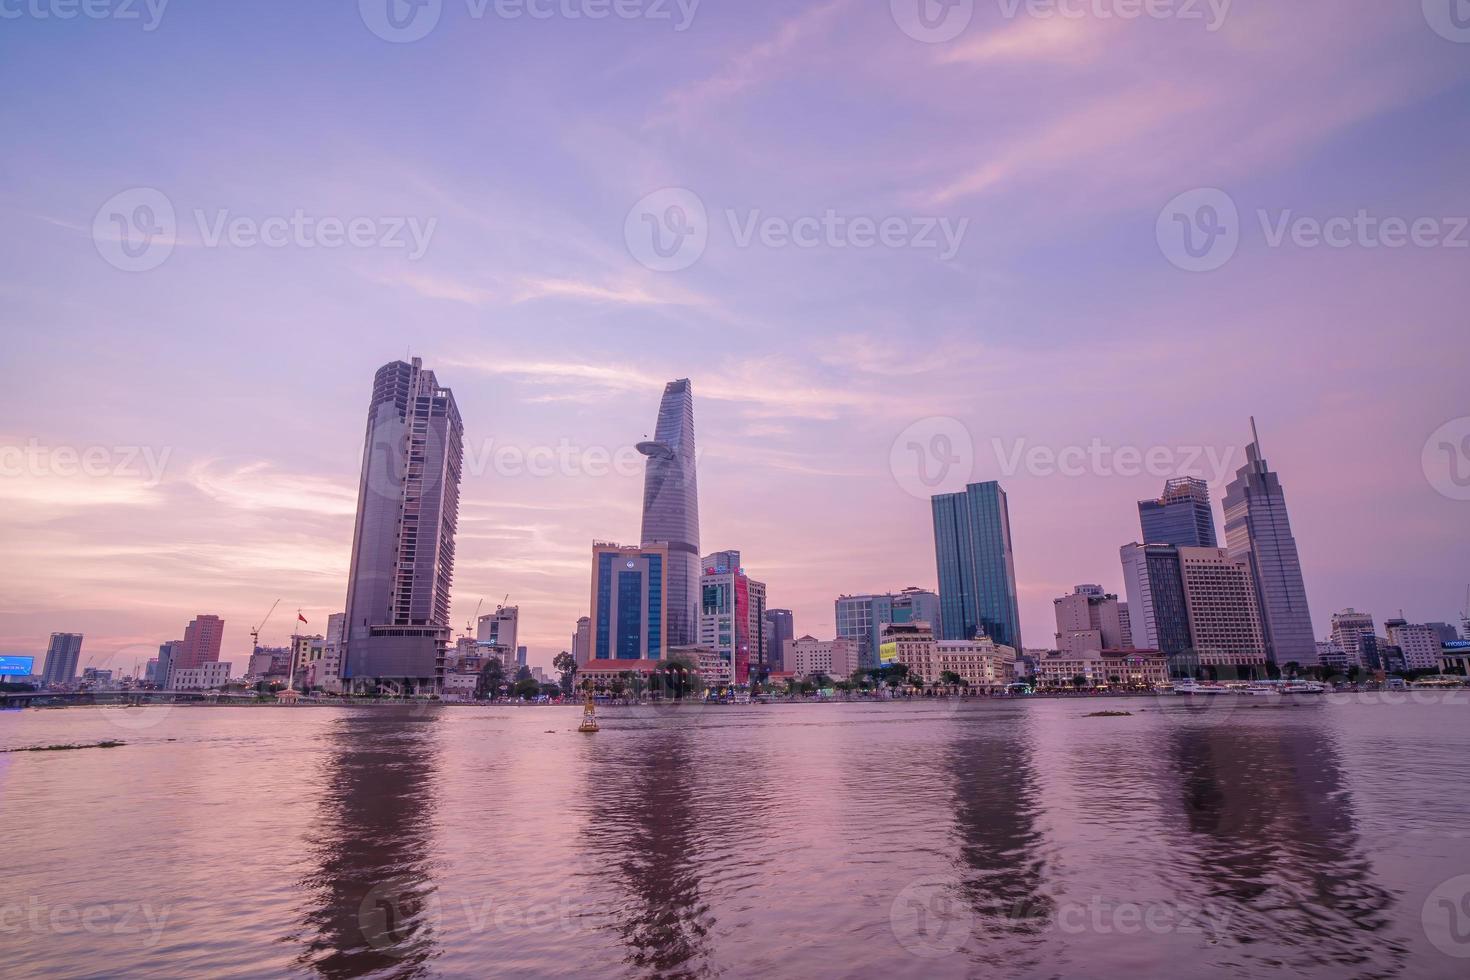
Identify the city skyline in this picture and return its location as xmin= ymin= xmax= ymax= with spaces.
xmin=7 ymin=7 xmax=1470 ymax=978
xmin=3 ymin=4 xmax=1467 ymax=671
xmin=3 ymin=371 xmax=1467 ymax=672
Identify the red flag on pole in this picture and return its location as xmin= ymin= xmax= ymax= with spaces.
xmin=297 ymin=613 xmax=308 ymax=625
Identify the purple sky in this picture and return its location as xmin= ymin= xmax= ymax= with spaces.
xmin=2 ymin=1 xmax=1468 ymax=673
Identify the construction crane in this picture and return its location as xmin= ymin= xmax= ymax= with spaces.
xmin=251 ymin=599 xmax=281 ymax=656
xmin=466 ymin=597 xmax=484 ymax=637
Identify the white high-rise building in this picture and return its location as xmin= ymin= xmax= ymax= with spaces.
xmin=478 ymin=605 xmax=519 ymax=654
xmin=1330 ymin=609 xmax=1376 ymax=669
xmin=1178 ymin=547 xmax=1267 ymax=669
xmin=1385 ymin=621 xmax=1442 ymax=671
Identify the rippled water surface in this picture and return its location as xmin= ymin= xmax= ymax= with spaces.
xmin=3 ymin=697 xmax=1469 ymax=978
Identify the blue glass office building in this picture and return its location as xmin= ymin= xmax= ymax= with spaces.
xmin=591 ymin=543 xmax=668 ymax=661
xmin=931 ymin=481 xmax=1024 ymax=650
xmin=1138 ymin=477 xmax=1218 ymax=547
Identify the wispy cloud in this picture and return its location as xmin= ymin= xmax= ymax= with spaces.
xmin=187 ymin=459 xmax=357 ymax=517
xmin=647 ymin=0 xmax=853 ymax=129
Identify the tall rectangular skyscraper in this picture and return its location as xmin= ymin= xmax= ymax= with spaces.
xmin=572 ymin=616 xmax=592 ymax=665
xmin=1222 ymin=420 xmax=1316 ymax=666
xmin=698 ymin=552 xmax=767 ymax=685
xmin=1138 ymin=477 xmax=1218 ymax=547
xmin=931 ymin=482 xmax=1023 ymax=650
xmin=341 ymin=358 xmax=464 ymax=689
xmin=176 ymin=614 xmax=225 ymax=670
xmin=638 ymin=379 xmax=700 ymax=647
xmin=1177 ymin=547 xmax=1268 ymax=670
xmin=41 ymin=632 xmax=83 ymax=687
xmin=1119 ymin=543 xmax=1193 ymax=655
xmin=764 ymin=608 xmax=794 ymax=672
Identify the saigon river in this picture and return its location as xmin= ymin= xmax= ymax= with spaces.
xmin=2 ymin=696 xmax=1468 ymax=978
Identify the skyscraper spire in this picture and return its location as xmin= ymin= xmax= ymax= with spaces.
xmin=637 ymin=379 xmax=701 ymax=648
xmin=1223 ymin=420 xmax=1316 ymax=666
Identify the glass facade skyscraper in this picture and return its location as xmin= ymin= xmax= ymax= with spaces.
xmin=764 ymin=608 xmax=794 ymax=672
xmin=1138 ymin=477 xmax=1218 ymax=547
xmin=638 ymin=379 xmax=701 ymax=647
xmin=1119 ymin=543 xmax=1192 ymax=655
xmin=1223 ymin=420 xmax=1317 ymax=666
xmin=931 ymin=481 xmax=1023 ymax=650
xmin=341 ymin=358 xmax=463 ymax=688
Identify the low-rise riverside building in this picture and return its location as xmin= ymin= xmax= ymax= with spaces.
xmin=880 ymin=622 xmax=1016 ymax=691
xmin=441 ymin=672 xmax=479 ymax=700
xmin=168 ymin=661 xmax=233 ymax=691
xmin=1033 ymin=649 xmax=1169 ymax=690
xmin=788 ymin=636 xmax=860 ymax=682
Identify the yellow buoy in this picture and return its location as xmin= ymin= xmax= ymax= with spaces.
xmin=578 ymin=691 xmax=599 ymax=733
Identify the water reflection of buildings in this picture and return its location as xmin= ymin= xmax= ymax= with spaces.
xmin=579 ymin=728 xmax=717 ymax=977
xmin=296 ymin=711 xmax=443 ymax=978
xmin=1164 ymin=720 xmax=1407 ymax=974
xmin=946 ymin=708 xmax=1053 ymax=968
